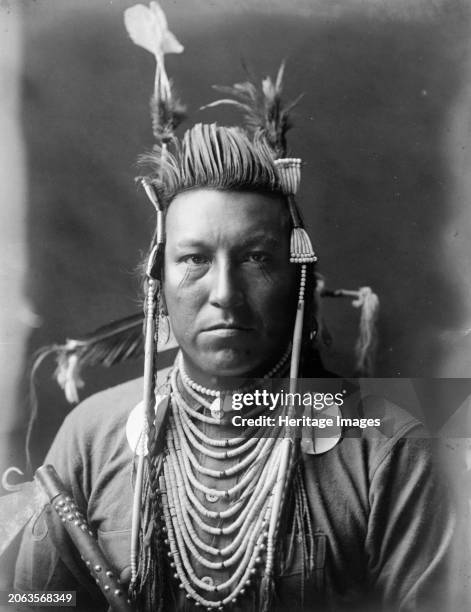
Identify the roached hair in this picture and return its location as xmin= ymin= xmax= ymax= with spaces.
xmin=139 ymin=123 xmax=283 ymax=206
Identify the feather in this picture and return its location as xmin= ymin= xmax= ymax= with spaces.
xmin=352 ymin=287 xmax=379 ymax=376
xmin=52 ymin=313 xmax=145 ymax=403
xmin=124 ymin=2 xmax=186 ymax=143
xmin=201 ymin=99 xmax=253 ymax=114
xmin=124 ymin=2 xmax=183 ymax=59
xmin=203 ymin=62 xmax=303 ymax=157
xmin=30 ymin=314 xmax=178 ymax=405
xmin=26 ymin=314 xmax=144 ymax=409
xmin=320 ymin=286 xmax=379 ymax=375
xmin=150 ymin=92 xmax=186 ymax=142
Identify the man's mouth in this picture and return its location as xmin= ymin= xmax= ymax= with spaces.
xmin=202 ymin=322 xmax=252 ymax=336
xmin=204 ymin=322 xmax=251 ymax=331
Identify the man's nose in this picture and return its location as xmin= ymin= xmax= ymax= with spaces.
xmin=208 ymin=260 xmax=243 ymax=309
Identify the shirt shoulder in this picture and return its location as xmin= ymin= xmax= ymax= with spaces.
xmin=349 ymin=392 xmax=427 ymax=478
xmin=56 ymin=367 xmax=172 ymax=440
xmin=61 ymin=377 xmax=144 ymax=432
xmin=44 ymin=372 xmax=170 ymax=504
xmin=301 ymin=391 xmax=430 ymax=516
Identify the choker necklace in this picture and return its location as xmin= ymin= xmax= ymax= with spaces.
xmin=178 ymin=345 xmax=292 ymax=399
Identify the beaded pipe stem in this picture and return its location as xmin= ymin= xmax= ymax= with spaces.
xmin=36 ymin=465 xmax=134 ymax=612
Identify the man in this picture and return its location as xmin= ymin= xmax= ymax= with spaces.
xmin=14 ymin=124 xmax=457 ymax=611
xmin=13 ymin=3 xmax=459 ymax=611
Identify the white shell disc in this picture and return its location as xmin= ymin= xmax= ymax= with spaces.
xmin=209 ymin=397 xmax=223 ymax=421
xmin=126 ymin=394 xmax=168 ymax=456
xmin=301 ymin=403 xmax=343 ymax=455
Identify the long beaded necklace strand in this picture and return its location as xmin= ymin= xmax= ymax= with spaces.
xmin=158 ymin=350 xmax=293 ymax=609
xmin=162 ymin=418 xmax=281 ymax=608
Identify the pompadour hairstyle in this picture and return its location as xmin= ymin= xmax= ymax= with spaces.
xmin=141 ymin=123 xmax=284 ymax=206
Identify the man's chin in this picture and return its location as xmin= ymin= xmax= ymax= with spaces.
xmin=195 ymin=347 xmax=260 ymax=379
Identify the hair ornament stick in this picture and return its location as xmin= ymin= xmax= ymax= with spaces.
xmin=124 ymin=2 xmax=185 ymax=142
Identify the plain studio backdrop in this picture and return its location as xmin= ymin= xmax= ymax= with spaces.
xmin=1 ymin=0 xmax=471 ymax=470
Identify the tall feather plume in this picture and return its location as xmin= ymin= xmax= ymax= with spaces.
xmin=124 ymin=2 xmax=186 ymax=143
xmin=202 ymin=62 xmax=303 ymax=158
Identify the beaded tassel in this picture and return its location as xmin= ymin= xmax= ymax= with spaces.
xmin=275 ymin=158 xmax=317 ymax=264
xmin=274 ymin=158 xmax=301 ymax=195
xmin=290 ymin=226 xmax=317 ymax=264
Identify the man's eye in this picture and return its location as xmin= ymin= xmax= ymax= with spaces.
xmin=182 ymin=254 xmax=210 ymax=265
xmin=245 ymin=252 xmax=270 ymax=264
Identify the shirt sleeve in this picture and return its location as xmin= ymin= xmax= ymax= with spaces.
xmin=13 ymin=504 xmax=106 ymax=611
xmin=365 ymin=428 xmax=458 ymax=612
xmin=13 ymin=406 xmax=106 ymax=611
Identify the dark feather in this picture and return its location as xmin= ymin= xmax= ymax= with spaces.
xmin=150 ymin=82 xmax=187 ymax=144
xmin=63 ymin=313 xmax=145 ymax=367
xmin=202 ymin=62 xmax=303 ymax=157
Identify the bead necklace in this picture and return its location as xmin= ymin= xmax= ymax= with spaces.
xmin=171 ymin=370 xmax=257 ymax=441
xmin=178 ymin=345 xmax=291 ymax=399
xmin=172 ymin=367 xmax=276 ymax=441
xmin=159 ymin=359 xmax=289 ymax=609
xmin=163 ymin=444 xmax=277 ymax=559
xmin=162 ymin=478 xmax=270 ymax=608
xmin=167 ymin=466 xmax=266 ymax=569
xmin=174 ymin=413 xmax=277 ymax=479
xmin=171 ymin=426 xmax=272 ymax=501
xmin=169 ymin=423 xmax=280 ymax=535
xmin=172 ymin=411 xmax=258 ymax=460
xmin=162 ymin=439 xmax=278 ymax=607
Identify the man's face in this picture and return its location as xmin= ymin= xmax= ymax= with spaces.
xmin=163 ymin=188 xmax=297 ymax=383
